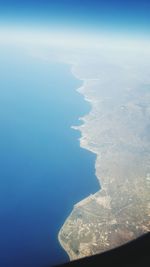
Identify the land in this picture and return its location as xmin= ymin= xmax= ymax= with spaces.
xmin=58 ymin=46 xmax=150 ymax=260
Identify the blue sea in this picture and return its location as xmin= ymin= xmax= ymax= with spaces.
xmin=0 ymin=45 xmax=99 ymax=267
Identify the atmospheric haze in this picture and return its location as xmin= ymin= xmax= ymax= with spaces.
xmin=1 ymin=26 xmax=150 ymax=261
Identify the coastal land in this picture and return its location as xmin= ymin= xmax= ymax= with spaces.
xmin=58 ymin=47 xmax=150 ymax=260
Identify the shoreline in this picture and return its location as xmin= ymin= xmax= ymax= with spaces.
xmin=70 ymin=64 xmax=99 ymax=152
xmin=58 ymin=64 xmax=101 ymax=260
xmin=71 ymin=64 xmax=101 ymax=170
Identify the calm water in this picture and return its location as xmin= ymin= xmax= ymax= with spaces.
xmin=0 ymin=46 xmax=99 ymax=267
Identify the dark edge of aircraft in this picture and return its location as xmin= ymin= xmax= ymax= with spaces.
xmin=52 ymin=232 xmax=150 ymax=267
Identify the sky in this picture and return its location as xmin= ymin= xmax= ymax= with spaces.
xmin=0 ymin=0 xmax=150 ymax=36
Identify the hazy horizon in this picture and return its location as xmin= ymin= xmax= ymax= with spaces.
xmin=0 ymin=1 xmax=150 ymax=266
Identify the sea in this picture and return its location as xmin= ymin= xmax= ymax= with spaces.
xmin=0 ymin=45 xmax=99 ymax=267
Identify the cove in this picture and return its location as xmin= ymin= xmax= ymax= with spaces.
xmin=0 ymin=46 xmax=99 ymax=267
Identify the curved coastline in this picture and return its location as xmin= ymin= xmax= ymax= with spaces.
xmin=58 ymin=64 xmax=101 ymax=260
xmin=70 ymin=65 xmax=101 ymax=156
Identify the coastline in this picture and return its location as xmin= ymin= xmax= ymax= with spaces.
xmin=70 ymin=65 xmax=101 ymax=156
xmin=58 ymin=64 xmax=101 ymax=260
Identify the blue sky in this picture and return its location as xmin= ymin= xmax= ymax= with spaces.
xmin=0 ymin=0 xmax=150 ymax=35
